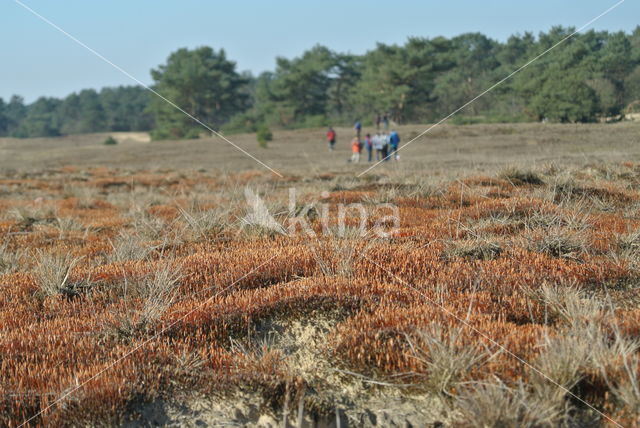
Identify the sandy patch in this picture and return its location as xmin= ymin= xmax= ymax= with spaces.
xmin=125 ymin=314 xmax=454 ymax=427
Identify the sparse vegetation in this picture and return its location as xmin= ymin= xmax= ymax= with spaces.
xmin=2 ymin=141 xmax=640 ymax=426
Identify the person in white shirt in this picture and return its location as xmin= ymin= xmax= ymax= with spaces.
xmin=372 ymin=133 xmax=385 ymax=161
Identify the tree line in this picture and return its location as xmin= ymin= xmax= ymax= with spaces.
xmin=2 ymin=26 xmax=639 ymax=139
xmin=0 ymin=86 xmax=153 ymax=138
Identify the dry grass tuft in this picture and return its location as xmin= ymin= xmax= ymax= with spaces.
xmin=178 ymin=204 xmax=229 ymax=241
xmin=239 ymin=188 xmax=288 ymax=237
xmin=0 ymin=242 xmax=24 ymax=274
xmin=63 ymin=184 xmax=98 ymax=209
xmin=9 ymin=205 xmax=57 ymax=230
xmin=533 ymin=332 xmax=591 ymax=398
xmin=444 ymin=237 xmax=502 ymax=261
xmin=108 ymin=231 xmax=153 ymax=263
xmin=526 ymin=227 xmax=589 ymax=260
xmin=53 ymin=216 xmax=84 ymax=238
xmin=535 ymin=284 xmax=604 ymax=327
xmin=407 ymin=325 xmax=492 ymax=396
xmin=310 ymin=226 xmax=366 ymax=277
xmin=455 ymin=380 xmax=567 ymax=427
xmin=138 ymin=264 xmax=183 ymax=327
xmin=606 ymin=355 xmax=640 ymax=420
xmin=33 ymin=251 xmax=86 ymax=298
xmin=128 ymin=206 xmax=175 ymax=241
xmin=109 ymin=263 xmax=183 ymax=338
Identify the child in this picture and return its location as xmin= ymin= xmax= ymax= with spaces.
xmin=350 ymin=137 xmax=361 ymax=163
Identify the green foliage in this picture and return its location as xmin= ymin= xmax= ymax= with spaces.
xmin=5 ymin=96 xmax=27 ymax=136
xmin=6 ymin=26 xmax=640 ymax=138
xmin=254 ymin=28 xmax=640 ymax=127
xmin=99 ymin=86 xmax=154 ymax=132
xmin=529 ymin=75 xmax=598 ymax=123
xmin=3 ymin=88 xmax=152 ymax=138
xmin=0 ymin=98 xmax=7 ymax=137
xmin=627 ymin=100 xmax=640 ymax=114
xmin=14 ymin=97 xmax=62 ymax=138
xmin=625 ymin=65 xmax=640 ymax=105
xmin=58 ymin=89 xmax=106 ymax=134
xmin=256 ymin=124 xmax=272 ymax=148
xmin=222 ymin=109 xmax=262 ymax=134
xmin=103 ymin=136 xmax=118 ymax=145
xmin=149 ymin=46 xmax=249 ymax=140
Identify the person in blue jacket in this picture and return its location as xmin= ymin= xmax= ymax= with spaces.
xmin=354 ymin=120 xmax=362 ymax=140
xmin=364 ymin=133 xmax=373 ymax=162
xmin=389 ymin=130 xmax=400 ymax=160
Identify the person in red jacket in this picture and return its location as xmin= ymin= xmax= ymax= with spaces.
xmin=326 ymin=127 xmax=336 ymax=151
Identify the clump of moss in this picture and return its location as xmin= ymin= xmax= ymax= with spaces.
xmin=499 ymin=167 xmax=545 ymax=186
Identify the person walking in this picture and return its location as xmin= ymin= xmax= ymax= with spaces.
xmin=326 ymin=127 xmax=336 ymax=151
xmin=373 ymin=133 xmax=384 ymax=161
xmin=364 ymin=133 xmax=373 ymax=162
xmin=350 ymin=137 xmax=361 ymax=163
xmin=354 ymin=120 xmax=362 ymax=140
xmin=381 ymin=132 xmax=389 ymax=161
xmin=389 ymin=130 xmax=400 ymax=160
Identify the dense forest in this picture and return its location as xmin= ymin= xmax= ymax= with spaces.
xmin=1 ymin=26 xmax=639 ymax=139
xmin=0 ymin=87 xmax=153 ymax=138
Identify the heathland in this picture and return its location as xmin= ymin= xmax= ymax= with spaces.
xmin=2 ymin=122 xmax=640 ymax=426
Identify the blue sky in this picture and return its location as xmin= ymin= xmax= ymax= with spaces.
xmin=1 ymin=0 xmax=637 ymax=102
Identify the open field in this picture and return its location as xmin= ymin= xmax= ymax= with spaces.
xmin=2 ymin=122 xmax=640 ymax=426
xmin=1 ymin=122 xmax=639 ymax=174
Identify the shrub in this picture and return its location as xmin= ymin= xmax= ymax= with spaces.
xmin=223 ymin=111 xmax=260 ymax=134
xmin=103 ymin=136 xmax=118 ymax=145
xmin=256 ymin=124 xmax=273 ymax=148
xmin=299 ymin=114 xmax=329 ymax=129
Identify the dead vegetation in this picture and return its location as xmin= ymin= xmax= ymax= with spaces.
xmin=2 ymin=162 xmax=640 ymax=427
